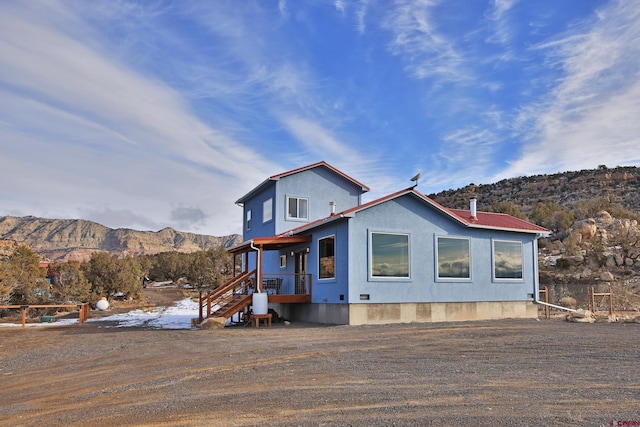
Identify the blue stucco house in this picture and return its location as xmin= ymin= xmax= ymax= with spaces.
xmin=215 ymin=161 xmax=549 ymax=325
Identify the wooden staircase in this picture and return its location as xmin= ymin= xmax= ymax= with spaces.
xmin=198 ymin=269 xmax=256 ymax=325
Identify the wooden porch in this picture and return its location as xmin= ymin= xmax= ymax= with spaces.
xmin=197 ymin=235 xmax=313 ymax=325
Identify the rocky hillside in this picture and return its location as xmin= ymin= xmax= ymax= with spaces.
xmin=0 ymin=216 xmax=241 ymax=262
xmin=538 ymin=211 xmax=640 ymax=311
xmin=429 ymin=165 xmax=640 ymax=215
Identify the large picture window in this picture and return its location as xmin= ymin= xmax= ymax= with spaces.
xmin=370 ymin=232 xmax=410 ymax=278
xmin=318 ymin=235 xmax=335 ymax=279
xmin=263 ymin=198 xmax=273 ymax=223
xmin=287 ymin=196 xmax=308 ymax=220
xmin=493 ymin=240 xmax=523 ymax=279
xmin=437 ymin=237 xmax=470 ymax=279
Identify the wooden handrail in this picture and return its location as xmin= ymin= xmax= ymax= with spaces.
xmin=203 ymin=269 xmax=256 ymax=302
xmin=199 ymin=269 xmax=256 ymax=322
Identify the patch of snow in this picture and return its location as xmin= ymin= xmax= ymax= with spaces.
xmin=0 ymin=317 xmax=78 ymax=328
xmin=0 ymin=297 xmax=199 ymax=329
xmin=88 ymin=297 xmax=199 ymax=329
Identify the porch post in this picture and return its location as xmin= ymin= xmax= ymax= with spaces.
xmin=232 ymin=253 xmax=238 ymax=277
xmin=257 ymin=244 xmax=264 ymax=293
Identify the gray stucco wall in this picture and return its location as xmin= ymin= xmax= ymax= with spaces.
xmin=274 ymin=167 xmax=363 ymax=234
xmin=346 ymin=194 xmax=538 ymax=305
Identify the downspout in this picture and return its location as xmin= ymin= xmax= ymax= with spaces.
xmin=532 ymin=232 xmax=577 ymax=313
xmin=249 ymin=240 xmax=262 ymax=293
xmin=532 ymin=233 xmax=541 ymax=303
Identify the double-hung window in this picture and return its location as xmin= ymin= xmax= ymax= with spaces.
xmin=493 ymin=240 xmax=523 ymax=280
xmin=370 ymin=232 xmax=410 ymax=279
xmin=436 ymin=237 xmax=470 ymax=279
xmin=287 ymin=196 xmax=308 ymax=220
xmin=246 ymin=210 xmax=252 ymax=230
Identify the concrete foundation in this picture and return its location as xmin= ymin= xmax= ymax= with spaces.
xmin=272 ymin=301 xmax=537 ymax=325
xmin=269 ymin=303 xmax=349 ymax=324
xmin=348 ymin=301 xmax=538 ymax=325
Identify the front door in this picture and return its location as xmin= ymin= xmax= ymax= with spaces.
xmin=294 ymin=251 xmax=307 ymax=294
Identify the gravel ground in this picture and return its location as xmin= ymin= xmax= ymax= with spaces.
xmin=1 ymin=293 xmax=639 ymax=426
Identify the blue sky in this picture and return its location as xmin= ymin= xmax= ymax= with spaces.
xmin=1 ymin=0 xmax=639 ymax=236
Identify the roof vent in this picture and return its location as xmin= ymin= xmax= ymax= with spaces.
xmin=330 ymin=201 xmax=337 ymax=216
xmin=470 ymin=197 xmax=477 ymax=220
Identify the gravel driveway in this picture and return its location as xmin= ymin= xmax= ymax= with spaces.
xmin=1 ymin=316 xmax=639 ymax=426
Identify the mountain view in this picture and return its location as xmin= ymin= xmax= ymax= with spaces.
xmin=0 ymin=216 xmax=241 ymax=262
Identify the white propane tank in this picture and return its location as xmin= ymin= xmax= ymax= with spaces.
xmin=252 ymin=292 xmax=268 ymax=315
xmin=96 ymin=298 xmax=109 ymax=311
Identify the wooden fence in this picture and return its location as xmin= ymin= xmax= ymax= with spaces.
xmin=0 ymin=304 xmax=90 ymax=328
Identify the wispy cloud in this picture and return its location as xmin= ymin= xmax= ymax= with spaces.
xmin=0 ymin=1 xmax=278 ymax=234
xmin=423 ymin=127 xmax=499 ymax=191
xmin=1 ymin=0 xmax=638 ymax=236
xmin=280 ymin=116 xmax=356 ymax=159
xmin=382 ymin=0 xmax=470 ymax=83
xmin=484 ymin=0 xmax=519 ymax=45
xmin=355 ymin=0 xmax=370 ymax=34
xmin=278 ymin=0 xmax=289 ymax=18
xmin=277 ymin=114 xmax=400 ymax=197
xmin=497 ymin=0 xmax=640 ymax=179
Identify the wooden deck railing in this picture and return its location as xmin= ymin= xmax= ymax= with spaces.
xmin=261 ymin=273 xmax=312 ymax=296
xmin=197 ymin=271 xmax=313 ymax=323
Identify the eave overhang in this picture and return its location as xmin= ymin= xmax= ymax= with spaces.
xmin=227 ymin=235 xmax=313 ymax=254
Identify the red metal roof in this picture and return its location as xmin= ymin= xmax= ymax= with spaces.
xmin=280 ymin=188 xmax=549 ymax=236
xmin=447 ymin=208 xmax=550 ymax=233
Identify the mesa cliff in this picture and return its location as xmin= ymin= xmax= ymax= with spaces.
xmin=0 ymin=216 xmax=241 ymax=262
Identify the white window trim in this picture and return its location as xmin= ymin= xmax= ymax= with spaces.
xmin=318 ymin=234 xmax=336 ymax=281
xmin=492 ymin=239 xmax=524 ymax=282
xmin=246 ymin=209 xmax=252 ymax=230
xmin=286 ymin=195 xmax=309 ymax=221
xmin=279 ymin=254 xmax=287 ymax=269
xmin=435 ymin=236 xmax=472 ymax=281
xmin=368 ymin=230 xmax=411 ymax=281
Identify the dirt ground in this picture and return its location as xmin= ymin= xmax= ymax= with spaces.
xmin=1 ymin=288 xmax=640 ymax=427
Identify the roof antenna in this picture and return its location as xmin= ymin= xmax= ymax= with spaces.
xmin=410 ymin=173 xmax=422 ymax=188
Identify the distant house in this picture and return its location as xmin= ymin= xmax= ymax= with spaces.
xmin=222 ymin=161 xmax=549 ymax=325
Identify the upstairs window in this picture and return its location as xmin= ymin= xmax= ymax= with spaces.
xmin=319 ymin=235 xmax=335 ymax=279
xmin=246 ymin=209 xmax=252 ymax=230
xmin=436 ymin=237 xmax=470 ymax=279
xmin=263 ymin=198 xmax=273 ymax=223
xmin=493 ymin=240 xmax=523 ymax=280
xmin=287 ymin=196 xmax=308 ymax=220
